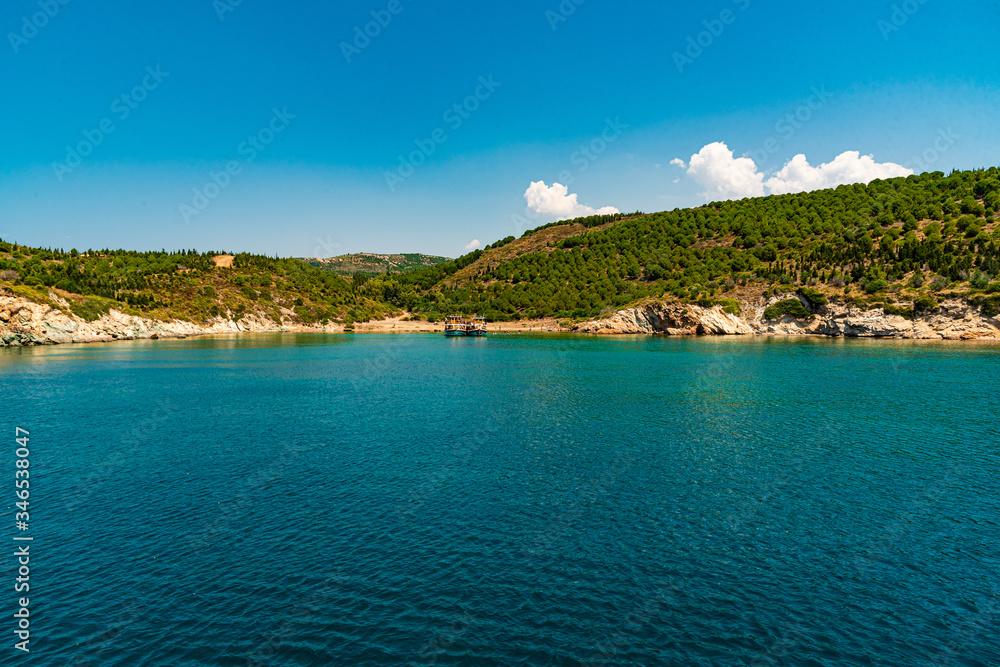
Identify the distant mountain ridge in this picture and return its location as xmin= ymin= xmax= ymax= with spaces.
xmin=302 ymin=252 xmax=451 ymax=276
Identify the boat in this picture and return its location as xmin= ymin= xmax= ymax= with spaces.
xmin=444 ymin=314 xmax=467 ymax=336
xmin=468 ymin=316 xmax=487 ymax=337
xmin=442 ymin=314 xmax=487 ymax=336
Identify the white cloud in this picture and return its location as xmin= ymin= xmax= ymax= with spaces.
xmin=523 ymin=181 xmax=619 ymax=220
xmin=676 ymin=142 xmax=914 ymax=201
xmin=462 ymin=239 xmax=481 ymax=252
xmin=684 ymin=142 xmax=766 ymax=200
xmin=764 ymin=151 xmax=913 ymax=195
xmin=669 ymin=158 xmax=687 ymax=169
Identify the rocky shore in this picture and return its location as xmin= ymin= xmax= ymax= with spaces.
xmin=0 ymin=292 xmax=341 ymax=348
xmin=574 ymin=292 xmax=1000 ymax=340
xmin=4 ymin=289 xmax=999 ymax=348
xmin=0 ymin=291 xmax=579 ymax=348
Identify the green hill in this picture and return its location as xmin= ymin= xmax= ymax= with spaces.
xmin=0 ymin=248 xmax=393 ymax=325
xmin=355 ymin=168 xmax=1000 ymax=322
xmin=3 ymin=168 xmax=999 ymax=330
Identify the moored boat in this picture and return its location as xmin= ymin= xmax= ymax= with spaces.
xmin=468 ymin=315 xmax=487 ymax=336
xmin=444 ymin=314 xmax=467 ymax=336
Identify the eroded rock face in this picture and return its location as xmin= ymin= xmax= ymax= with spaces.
xmin=575 ymin=303 xmax=752 ymax=336
xmin=695 ymin=308 xmax=756 ymax=336
xmin=5 ymin=289 xmax=1000 ymax=347
xmin=0 ymin=292 xmax=343 ymax=348
xmin=575 ymin=294 xmax=1000 ymax=340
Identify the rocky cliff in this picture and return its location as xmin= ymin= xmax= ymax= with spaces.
xmin=574 ymin=293 xmax=1000 ymax=340
xmin=0 ymin=291 xmax=340 ymax=348
xmin=5 ymin=289 xmax=999 ymax=347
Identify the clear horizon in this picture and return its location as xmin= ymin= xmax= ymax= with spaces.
xmin=2 ymin=0 xmax=998 ymax=258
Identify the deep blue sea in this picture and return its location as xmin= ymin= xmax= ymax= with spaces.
xmin=2 ymin=333 xmax=999 ymax=666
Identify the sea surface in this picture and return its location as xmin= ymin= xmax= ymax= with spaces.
xmin=2 ymin=333 xmax=999 ymax=666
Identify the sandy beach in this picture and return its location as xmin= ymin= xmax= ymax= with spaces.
xmin=349 ymin=315 xmax=573 ymax=334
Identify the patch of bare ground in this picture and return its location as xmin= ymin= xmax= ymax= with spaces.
xmin=692 ymin=234 xmax=738 ymax=249
xmin=213 ymin=254 xmax=234 ymax=268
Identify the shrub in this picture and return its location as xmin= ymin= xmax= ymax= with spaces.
xmin=70 ymin=297 xmax=114 ymax=322
xmin=969 ymin=273 xmax=990 ymax=290
xmin=864 ymin=279 xmax=889 ymax=294
xmin=914 ymin=295 xmax=938 ymax=313
xmin=717 ymin=298 xmax=742 ymax=315
xmin=797 ymin=287 xmax=828 ymax=307
xmin=982 ymin=296 xmax=1000 ymax=318
xmin=55 ymin=278 xmax=81 ymax=293
xmin=929 ymin=275 xmax=949 ymax=291
xmin=294 ymin=305 xmax=317 ymax=324
xmin=883 ymin=303 xmax=914 ymax=320
xmin=753 ymin=244 xmax=777 ymax=262
xmin=956 ymin=215 xmax=979 ymax=233
xmin=763 ymin=298 xmax=813 ymax=320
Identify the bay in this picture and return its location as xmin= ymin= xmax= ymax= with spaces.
xmin=2 ymin=334 xmax=998 ymax=665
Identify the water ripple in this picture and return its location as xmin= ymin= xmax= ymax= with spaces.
xmin=2 ymin=335 xmax=998 ymax=665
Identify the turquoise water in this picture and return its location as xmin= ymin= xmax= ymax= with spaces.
xmin=2 ymin=333 xmax=999 ymax=666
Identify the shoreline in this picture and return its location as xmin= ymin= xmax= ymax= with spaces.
xmin=348 ymin=315 xmax=573 ymax=335
xmin=3 ymin=293 xmax=999 ymax=350
xmin=4 ymin=324 xmax=999 ymax=352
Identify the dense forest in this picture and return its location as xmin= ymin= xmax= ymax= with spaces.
xmin=356 ymin=168 xmax=1000 ymax=322
xmin=2 ymin=168 xmax=999 ymax=326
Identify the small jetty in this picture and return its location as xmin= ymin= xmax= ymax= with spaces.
xmin=443 ymin=314 xmax=487 ymax=337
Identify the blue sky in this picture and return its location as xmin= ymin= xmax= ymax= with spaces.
xmin=1 ymin=0 xmax=998 ymax=258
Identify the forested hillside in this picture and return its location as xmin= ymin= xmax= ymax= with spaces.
xmin=3 ymin=168 xmax=999 ymax=329
xmin=355 ymin=169 xmax=1000 ymax=322
xmin=0 ymin=246 xmax=391 ymax=325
